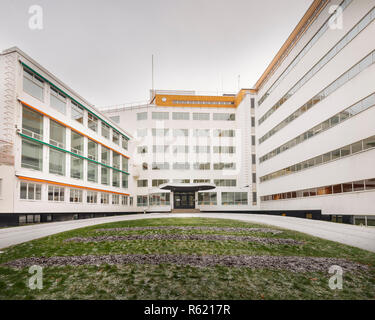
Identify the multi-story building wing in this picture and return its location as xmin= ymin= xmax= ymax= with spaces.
xmin=104 ymin=89 xmax=257 ymax=212
xmin=256 ymin=0 xmax=375 ymax=221
xmin=0 ymin=47 xmax=134 ymax=222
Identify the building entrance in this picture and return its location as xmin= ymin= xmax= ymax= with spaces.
xmin=173 ymin=192 xmax=195 ymax=209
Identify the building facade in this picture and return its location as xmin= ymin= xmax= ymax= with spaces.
xmin=0 ymin=0 xmax=374 ymax=223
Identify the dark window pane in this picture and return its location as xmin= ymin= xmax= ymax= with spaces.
xmin=332 ymin=184 xmax=342 ymax=194
xmin=351 ymin=141 xmax=363 ymax=153
xmin=353 ymin=180 xmax=364 ymax=191
xmin=365 ymin=179 xmax=375 ymax=190
xmin=363 ymin=136 xmax=375 ymax=149
xmin=342 ymin=183 xmax=353 ymax=192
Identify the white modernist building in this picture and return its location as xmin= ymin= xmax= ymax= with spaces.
xmin=0 ymin=0 xmax=374 ymax=224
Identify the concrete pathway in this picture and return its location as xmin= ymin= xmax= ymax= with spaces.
xmin=0 ymin=213 xmax=374 ymax=252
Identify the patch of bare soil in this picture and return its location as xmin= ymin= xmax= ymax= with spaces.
xmin=95 ymin=226 xmax=282 ymax=234
xmin=64 ymin=234 xmax=302 ymax=245
xmin=3 ymin=254 xmax=368 ymax=273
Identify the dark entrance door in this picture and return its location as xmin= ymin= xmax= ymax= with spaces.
xmin=174 ymin=192 xmax=195 ymax=209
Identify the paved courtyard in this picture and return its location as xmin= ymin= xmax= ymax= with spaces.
xmin=0 ymin=212 xmax=374 ymax=252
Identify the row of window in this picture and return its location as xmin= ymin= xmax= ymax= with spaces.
xmin=172 ymin=100 xmax=234 ymax=106
xmin=257 ymin=0 xmax=352 ymax=106
xmin=20 ymin=181 xmax=133 ymax=205
xmin=21 ymin=138 xmax=129 ymax=188
xmin=260 ymin=4 xmax=374 ymax=124
xmin=259 ymin=50 xmax=375 ymax=144
xmin=260 ymin=135 xmax=375 ymax=183
xmin=137 ymin=162 xmax=236 ymax=170
xmin=136 ymin=192 xmax=249 ymax=207
xmin=137 ymin=179 xmax=237 ymax=188
xmin=137 ymin=128 xmax=236 ymax=138
xmin=138 ymin=145 xmax=236 ymax=154
xmin=261 ymin=178 xmax=375 ymax=201
xmin=23 ymin=68 xmax=129 ymax=149
xmin=259 ymin=93 xmax=375 ymax=163
xmin=137 ymin=111 xmax=235 ymax=121
xmin=22 ymin=106 xmax=129 ymax=171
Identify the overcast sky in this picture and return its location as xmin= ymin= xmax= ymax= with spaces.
xmin=0 ymin=0 xmax=313 ymax=108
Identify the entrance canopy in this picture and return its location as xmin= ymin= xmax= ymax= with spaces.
xmin=159 ymin=183 xmax=216 ymax=192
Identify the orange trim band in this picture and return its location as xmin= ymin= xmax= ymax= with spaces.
xmin=19 ymin=99 xmax=130 ymax=159
xmin=17 ymin=176 xmax=130 ymax=196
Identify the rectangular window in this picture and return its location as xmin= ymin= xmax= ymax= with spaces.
xmin=213 ymin=113 xmax=235 ymax=121
xmin=121 ymin=195 xmax=129 ymax=205
xmin=193 ymin=163 xmax=210 ymax=170
xmin=152 ymin=162 xmax=169 ymax=170
xmin=149 ymin=193 xmax=170 ymax=206
xmin=112 ymin=194 xmax=120 ymax=205
xmin=152 ymin=179 xmax=169 ymax=187
xmin=87 ymin=162 xmax=98 ymax=182
xmin=71 ymin=131 xmax=84 ymax=155
xmin=50 ymin=87 xmax=66 ymax=114
xmin=198 ymin=192 xmax=217 ymax=205
xmin=363 ymin=136 xmax=375 ymax=150
xmin=88 ymin=113 xmax=98 ymax=132
xmin=173 ymin=145 xmax=189 ymax=153
xmin=173 ymin=179 xmax=190 ymax=184
xmin=137 ymin=195 xmax=148 ymax=207
xmin=112 ymin=130 xmax=120 ymax=145
xmin=112 ymin=151 xmax=120 ymax=169
xmin=49 ymin=149 xmax=65 ymax=176
xmin=20 ymin=182 xmax=41 ymax=200
xmin=137 ymin=179 xmax=148 ymax=187
xmin=153 ymin=145 xmax=169 ymax=153
xmin=101 ymin=146 xmax=110 ymax=164
xmin=214 ymin=129 xmax=235 ymax=137
xmin=193 ymin=113 xmax=209 ymax=120
xmin=50 ymin=120 xmax=65 ymax=148
xmin=87 ymin=139 xmax=98 ymax=161
xmin=22 ymin=106 xmax=43 ymax=139
xmin=137 ymin=146 xmax=148 ymax=154
xmin=87 ymin=191 xmax=97 ymax=204
xmin=172 ymin=112 xmax=189 ymax=120
xmin=23 ymin=69 xmax=44 ymax=101
xmin=213 ymin=163 xmax=236 ymax=170
xmin=112 ymin=170 xmax=120 ymax=187
xmin=193 ymin=129 xmax=210 ymax=137
xmin=152 ymin=128 xmax=169 ymax=136
xmin=221 ymin=192 xmax=248 ymax=205
xmin=193 ymin=146 xmax=210 ymax=153
xmin=214 ymin=179 xmax=236 ymax=187
xmin=101 ymin=167 xmax=110 ymax=185
xmin=71 ymin=101 xmax=84 ymax=124
xmin=71 ymin=155 xmax=83 ymax=180
xmin=122 ymin=157 xmax=128 ymax=172
xmin=137 ymin=112 xmax=147 ymax=120
xmin=21 ymin=138 xmax=43 ymax=171
xmin=365 ymin=179 xmax=375 ymax=190
xmin=100 ymin=193 xmax=109 ymax=204
xmin=193 ymin=179 xmax=210 ymax=183
xmin=69 ymin=188 xmax=82 ymax=203
xmin=101 ymin=122 xmax=110 ymax=139
xmin=48 ymin=185 xmax=65 ymax=202
xmin=152 ymin=112 xmax=169 ymax=120
xmin=122 ymin=135 xmax=128 ymax=150
xmin=122 ymin=173 xmax=128 ymax=189
xmin=213 ymin=146 xmax=235 ymax=154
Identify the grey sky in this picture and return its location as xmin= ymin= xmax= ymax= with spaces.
xmin=0 ymin=0 xmax=313 ymax=107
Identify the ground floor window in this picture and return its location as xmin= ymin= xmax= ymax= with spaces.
xmin=198 ymin=192 xmax=217 ymax=205
xmin=101 ymin=193 xmax=109 ymax=204
xmin=121 ymin=195 xmax=128 ymax=205
xmin=87 ymin=191 xmax=97 ymax=204
xmin=221 ymin=192 xmax=248 ymax=205
xmin=48 ymin=185 xmax=65 ymax=201
xmin=70 ymin=188 xmax=83 ymax=203
xmin=137 ymin=195 xmax=148 ymax=207
xmin=112 ymin=194 xmax=119 ymax=205
xmin=149 ymin=193 xmax=170 ymax=206
xmin=20 ymin=182 xmax=41 ymax=200
xmin=130 ymin=197 xmax=133 ymax=206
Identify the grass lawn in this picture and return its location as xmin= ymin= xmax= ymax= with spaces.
xmin=0 ymin=217 xmax=374 ymax=300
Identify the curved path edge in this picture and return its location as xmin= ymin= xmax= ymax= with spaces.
xmin=0 ymin=212 xmax=374 ymax=252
